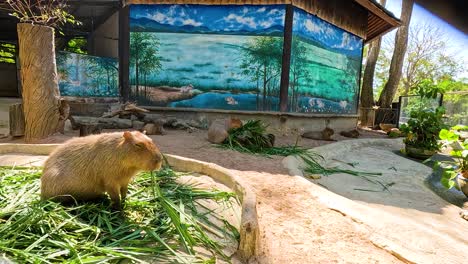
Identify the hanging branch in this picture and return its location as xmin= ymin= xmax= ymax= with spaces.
xmin=2 ymin=0 xmax=80 ymax=29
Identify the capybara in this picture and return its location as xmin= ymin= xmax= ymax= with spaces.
xmin=41 ymin=131 xmax=163 ymax=209
xmin=302 ymin=127 xmax=335 ymax=141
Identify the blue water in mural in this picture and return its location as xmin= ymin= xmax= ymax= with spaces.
xmin=169 ymin=92 xmax=354 ymax=113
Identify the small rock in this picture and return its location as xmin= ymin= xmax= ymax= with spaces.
xmin=307 ymin=174 xmax=322 ymax=179
xmin=132 ymin=120 xmax=145 ymax=130
xmin=143 ymin=123 xmax=165 ymax=135
xmin=64 ymin=119 xmax=74 ymax=132
xmin=340 ymin=129 xmax=360 ymax=138
xmin=130 ymin=114 xmax=138 ymax=121
xmin=208 ymin=120 xmax=229 ymax=144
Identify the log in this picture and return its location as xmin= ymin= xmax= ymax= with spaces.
xmin=80 ymin=124 xmax=103 ymax=137
xmin=17 ymin=23 xmax=62 ymax=142
xmin=9 ymin=103 xmax=25 ymax=137
xmin=70 ymin=116 xmax=133 ymax=129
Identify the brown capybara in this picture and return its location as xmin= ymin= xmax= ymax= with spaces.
xmin=41 ymin=131 xmax=163 ymax=209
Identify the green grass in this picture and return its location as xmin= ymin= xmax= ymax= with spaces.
xmin=0 ymin=166 xmax=238 ymax=263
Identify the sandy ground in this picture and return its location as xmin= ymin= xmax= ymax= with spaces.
xmin=0 ymin=128 xmax=406 ymax=263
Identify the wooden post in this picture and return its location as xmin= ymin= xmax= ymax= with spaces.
xmin=119 ymin=2 xmax=130 ymax=102
xmin=279 ymin=4 xmax=294 ymax=112
xmin=9 ymin=103 xmax=25 ymax=137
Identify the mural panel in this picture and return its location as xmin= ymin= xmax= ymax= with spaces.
xmin=57 ymin=51 xmax=119 ymax=97
xmin=129 ymin=4 xmax=285 ymax=111
xmin=289 ymin=8 xmax=363 ymax=114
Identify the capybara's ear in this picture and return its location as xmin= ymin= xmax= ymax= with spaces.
xmin=123 ymin=131 xmax=133 ymax=141
xmin=142 ymin=130 xmax=147 ymax=135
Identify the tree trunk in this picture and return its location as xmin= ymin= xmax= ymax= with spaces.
xmin=360 ymin=0 xmax=386 ymax=125
xmin=377 ymin=0 xmax=414 ymax=108
xmin=17 ymin=23 xmax=62 ymax=142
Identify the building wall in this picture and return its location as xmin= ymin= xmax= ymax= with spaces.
xmin=128 ymin=3 xmax=363 ymax=115
xmin=0 ymin=63 xmax=18 ymax=97
xmin=88 ymin=12 xmax=119 ymax=58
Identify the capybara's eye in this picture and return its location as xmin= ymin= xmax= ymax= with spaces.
xmin=135 ymin=143 xmax=144 ymax=149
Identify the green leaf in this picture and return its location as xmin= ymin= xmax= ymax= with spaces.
xmin=441 ymin=177 xmax=456 ymax=189
xmin=442 ymin=170 xmax=456 ymax=180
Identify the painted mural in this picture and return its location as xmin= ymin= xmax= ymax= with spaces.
xmin=129 ymin=4 xmax=285 ymax=111
xmin=289 ymin=8 xmax=363 ymax=114
xmin=57 ymin=51 xmax=119 ymax=97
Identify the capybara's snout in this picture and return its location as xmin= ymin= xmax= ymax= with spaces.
xmin=150 ymin=152 xmax=163 ymax=171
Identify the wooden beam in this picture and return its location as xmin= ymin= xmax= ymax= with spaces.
xmin=279 ymin=4 xmax=293 ymax=112
xmin=354 ymin=0 xmax=401 ymax=26
xmin=119 ymin=4 xmax=130 ymax=102
xmin=68 ymin=1 xmax=120 ymax=7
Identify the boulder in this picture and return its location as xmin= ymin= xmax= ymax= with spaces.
xmin=208 ymin=120 xmax=229 ymax=144
xmin=143 ymin=123 xmax=165 ymax=135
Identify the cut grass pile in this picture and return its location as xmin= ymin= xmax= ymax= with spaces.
xmin=219 ymin=119 xmax=385 ymax=190
xmin=0 ymin=166 xmax=238 ymax=263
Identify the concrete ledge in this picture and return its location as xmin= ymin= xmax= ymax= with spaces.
xmin=0 ymin=143 xmax=259 ymax=262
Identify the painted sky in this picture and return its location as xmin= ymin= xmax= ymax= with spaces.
xmin=130 ymin=4 xmax=285 ymax=32
xmin=292 ymin=8 xmax=363 ymax=56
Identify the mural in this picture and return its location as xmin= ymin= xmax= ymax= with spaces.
xmin=289 ymin=8 xmax=363 ymax=114
xmin=57 ymin=51 xmax=119 ymax=97
xmin=129 ymin=4 xmax=285 ymax=111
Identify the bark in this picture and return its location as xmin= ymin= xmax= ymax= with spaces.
xmin=360 ymin=0 xmax=386 ymax=126
xmin=377 ymin=0 xmax=414 ymax=108
xmin=17 ymin=23 xmax=62 ymax=142
xmin=9 ymin=103 xmax=25 ymax=137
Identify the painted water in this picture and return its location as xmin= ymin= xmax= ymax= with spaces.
xmin=139 ymin=33 xmax=266 ymax=91
xmin=169 ymin=92 xmax=355 ymax=113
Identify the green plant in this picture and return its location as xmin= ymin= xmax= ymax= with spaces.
xmin=431 ymin=125 xmax=468 ymax=189
xmin=0 ymin=166 xmax=237 ymax=263
xmin=400 ymin=106 xmax=447 ymax=151
xmin=223 ymin=120 xmax=273 ymax=151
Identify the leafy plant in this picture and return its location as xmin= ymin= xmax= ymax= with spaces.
xmin=431 ymin=125 xmax=468 ymax=189
xmin=400 ymin=106 xmax=447 ymax=151
xmin=223 ymin=120 xmax=273 ymax=151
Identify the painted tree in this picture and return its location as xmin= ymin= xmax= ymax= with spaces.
xmin=289 ymin=37 xmax=310 ymax=112
xmin=377 ymin=0 xmax=414 ymax=108
xmin=130 ymin=32 xmax=161 ymax=97
xmin=139 ymin=46 xmax=162 ymax=99
xmin=240 ymin=36 xmax=283 ymax=111
xmin=4 ymin=0 xmax=79 ymax=142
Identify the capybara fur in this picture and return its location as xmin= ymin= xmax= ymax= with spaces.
xmin=41 ymin=131 xmax=163 ymax=209
xmin=302 ymin=127 xmax=335 ymax=141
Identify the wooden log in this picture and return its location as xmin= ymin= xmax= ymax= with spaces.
xmin=9 ymin=103 xmax=25 ymax=137
xmin=79 ymin=124 xmax=102 ymax=137
xmin=70 ymin=116 xmax=133 ymax=129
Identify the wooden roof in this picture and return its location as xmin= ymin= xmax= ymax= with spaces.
xmin=354 ymin=0 xmax=401 ymax=42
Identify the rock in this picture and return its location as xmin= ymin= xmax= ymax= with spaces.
xmin=64 ymin=119 xmax=74 ymax=132
xmin=80 ymin=124 xmax=102 ymax=137
xmin=340 ymin=129 xmax=360 ymax=138
xmin=143 ymin=123 xmax=165 ymax=135
xmin=132 ymin=120 xmax=145 ymax=130
xmin=379 ymin=123 xmax=396 ymax=132
xmin=307 ymin=174 xmax=322 ymax=179
xmin=208 ymin=120 xmax=229 ymax=144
